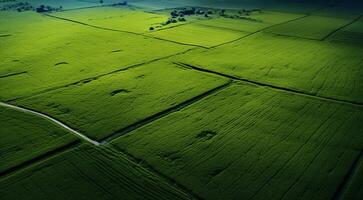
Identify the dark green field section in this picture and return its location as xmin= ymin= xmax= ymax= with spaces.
xmin=173 ymin=32 xmax=363 ymax=104
xmin=0 ymin=144 xmax=190 ymax=200
xmin=264 ymin=14 xmax=359 ymax=40
xmin=0 ymin=12 xmax=190 ymax=101
xmin=112 ymin=83 xmax=363 ymax=200
xmin=0 ymin=106 xmax=78 ymax=176
xmin=194 ymin=11 xmax=302 ymax=33
xmin=14 ymin=61 xmax=229 ymax=141
xmin=328 ymin=18 xmax=363 ymax=45
xmin=340 ymin=158 xmax=363 ymax=200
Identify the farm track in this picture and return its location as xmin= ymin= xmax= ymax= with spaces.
xmin=44 ymin=13 xmax=209 ymax=49
xmin=332 ymin=149 xmax=363 ymax=200
xmin=0 ymin=71 xmax=27 ymax=79
xmin=0 ymin=140 xmax=80 ymax=179
xmin=175 ymin=62 xmax=363 ymax=107
xmin=100 ymin=81 xmax=233 ymax=143
xmin=6 ymin=48 xmax=197 ymax=102
xmin=322 ymin=15 xmax=363 ymax=41
xmin=0 ymin=102 xmax=100 ymax=145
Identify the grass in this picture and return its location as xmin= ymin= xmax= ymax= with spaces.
xmin=0 ymin=11 xmax=191 ymax=101
xmin=51 ymin=6 xmax=172 ymax=33
xmin=112 ymin=83 xmax=363 ymax=200
xmin=14 ymin=61 xmax=228 ymax=140
xmin=265 ymin=15 xmax=353 ymax=40
xmin=1 ymin=2 xmax=363 ymax=199
xmin=195 ymin=10 xmax=302 ymax=33
xmin=0 ymin=105 xmax=78 ymax=175
xmin=0 ymin=144 xmax=190 ymax=200
xmin=173 ymin=32 xmax=363 ymax=104
xmin=146 ymin=23 xmax=245 ymax=47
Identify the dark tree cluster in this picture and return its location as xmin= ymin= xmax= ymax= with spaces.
xmin=35 ymin=5 xmax=62 ymax=13
xmin=0 ymin=2 xmax=33 ymax=12
xmin=112 ymin=1 xmax=128 ymax=6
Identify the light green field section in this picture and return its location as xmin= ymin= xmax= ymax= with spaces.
xmin=265 ymin=15 xmax=353 ymax=40
xmin=329 ymin=19 xmax=363 ymax=45
xmin=0 ymin=144 xmax=189 ymax=200
xmin=14 ymin=61 xmax=228 ymax=140
xmin=52 ymin=6 xmax=171 ymax=33
xmin=0 ymin=106 xmax=78 ymax=175
xmin=173 ymin=33 xmax=363 ymax=104
xmin=147 ymin=23 xmax=245 ymax=47
xmin=112 ymin=83 xmax=363 ymax=200
xmin=196 ymin=11 xmax=302 ymax=32
xmin=0 ymin=11 xmax=190 ymax=101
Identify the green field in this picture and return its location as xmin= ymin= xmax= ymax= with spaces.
xmin=1 ymin=0 xmax=363 ymax=199
xmin=173 ymin=32 xmax=363 ymax=104
xmin=13 ymin=61 xmax=229 ymax=140
xmin=0 ymin=105 xmax=78 ymax=175
xmin=0 ymin=144 xmax=189 ymax=200
xmin=112 ymin=83 xmax=363 ymax=200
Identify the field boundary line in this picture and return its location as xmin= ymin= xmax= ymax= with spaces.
xmin=100 ymin=81 xmax=233 ymax=143
xmin=175 ymin=62 xmax=363 ymax=107
xmin=6 ymin=48 xmax=197 ymax=102
xmin=0 ymin=140 xmax=80 ymax=179
xmin=0 ymin=102 xmax=100 ymax=145
xmin=332 ymin=149 xmax=363 ymax=200
xmin=0 ymin=71 xmax=27 ymax=79
xmin=322 ymin=15 xmax=363 ymax=41
xmin=43 ymin=14 xmax=208 ymax=49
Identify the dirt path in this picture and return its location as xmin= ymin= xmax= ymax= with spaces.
xmin=0 ymin=102 xmax=100 ymax=146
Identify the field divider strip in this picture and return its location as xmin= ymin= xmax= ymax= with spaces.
xmin=174 ymin=62 xmax=363 ymax=107
xmin=43 ymin=14 xmax=208 ymax=49
xmin=322 ymin=14 xmax=363 ymax=41
xmin=0 ymin=71 xmax=27 ymax=79
xmin=0 ymin=102 xmax=100 ymax=145
xmin=6 ymin=48 xmax=197 ymax=102
xmin=99 ymin=81 xmax=233 ymax=144
xmin=0 ymin=140 xmax=80 ymax=179
xmin=332 ymin=149 xmax=363 ymax=200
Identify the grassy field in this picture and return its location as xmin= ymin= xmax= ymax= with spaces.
xmin=112 ymin=83 xmax=363 ymax=200
xmin=0 ymin=144 xmax=190 ymax=200
xmin=13 ymin=61 xmax=229 ymax=140
xmin=146 ymin=23 xmax=246 ymax=47
xmin=1 ymin=1 xmax=362 ymax=199
xmin=173 ymin=32 xmax=363 ymax=104
xmin=51 ymin=6 xmax=172 ymax=33
xmin=0 ymin=105 xmax=78 ymax=176
xmin=0 ymin=11 xmax=191 ymax=101
xmin=265 ymin=15 xmax=354 ymax=40
xmin=195 ymin=11 xmax=302 ymax=32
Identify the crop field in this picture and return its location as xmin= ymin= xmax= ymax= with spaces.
xmin=0 ymin=105 xmax=78 ymax=176
xmin=173 ymin=32 xmax=363 ymax=104
xmin=0 ymin=144 xmax=190 ymax=199
xmin=13 ymin=61 xmax=229 ymax=140
xmin=0 ymin=0 xmax=363 ymax=200
xmin=112 ymin=83 xmax=363 ymax=200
